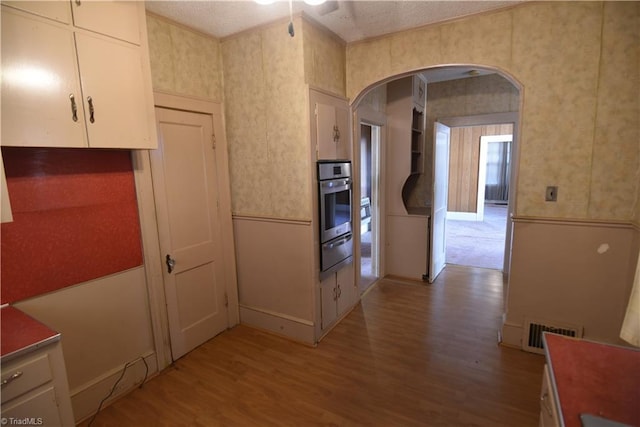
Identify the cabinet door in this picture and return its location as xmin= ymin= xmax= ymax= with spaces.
xmin=1 ymin=386 xmax=63 ymax=426
xmin=336 ymin=262 xmax=355 ymax=316
xmin=539 ymin=365 xmax=560 ymax=427
xmin=2 ymin=1 xmax=71 ymax=24
xmin=1 ymin=8 xmax=87 ymax=147
xmin=335 ymin=105 xmax=351 ymax=160
xmin=316 ymin=102 xmax=337 ymax=160
xmin=71 ymin=0 xmax=141 ymax=45
xmin=75 ymin=32 xmax=154 ymax=149
xmin=320 ymin=275 xmax=337 ymax=330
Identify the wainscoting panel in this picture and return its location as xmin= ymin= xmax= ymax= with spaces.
xmin=502 ymin=218 xmax=639 ymax=348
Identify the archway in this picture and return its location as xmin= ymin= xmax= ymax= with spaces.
xmin=351 ymin=65 xmax=522 ymax=297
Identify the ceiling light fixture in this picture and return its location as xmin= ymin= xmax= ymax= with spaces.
xmin=303 ymin=0 xmax=327 ymax=5
xmin=254 ymin=0 xmax=275 ymax=5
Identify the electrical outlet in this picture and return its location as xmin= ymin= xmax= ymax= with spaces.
xmin=545 ymin=186 xmax=558 ymax=202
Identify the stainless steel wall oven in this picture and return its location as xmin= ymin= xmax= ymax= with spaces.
xmin=318 ymin=161 xmax=353 ymax=278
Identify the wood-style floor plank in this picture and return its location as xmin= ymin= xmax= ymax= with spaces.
xmin=82 ymin=265 xmax=544 ymax=426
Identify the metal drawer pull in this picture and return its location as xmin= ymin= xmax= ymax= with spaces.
xmin=1 ymin=371 xmax=23 ymax=387
xmin=69 ymin=94 xmax=78 ymax=122
xmin=87 ymin=96 xmax=95 ymax=123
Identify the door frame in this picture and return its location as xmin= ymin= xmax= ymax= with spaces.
xmin=477 ymin=133 xmax=513 ymax=220
xmin=440 ymin=112 xmax=519 ymax=276
xmin=133 ymin=91 xmax=239 ymax=370
xmin=353 ymin=105 xmax=387 ymax=284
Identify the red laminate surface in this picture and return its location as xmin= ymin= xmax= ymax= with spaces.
xmin=545 ymin=333 xmax=640 ymax=427
xmin=1 ymin=147 xmax=143 ymax=304
xmin=1 ymin=306 xmax=59 ymax=359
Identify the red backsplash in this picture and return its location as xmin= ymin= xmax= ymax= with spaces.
xmin=1 ymin=147 xmax=143 ymax=304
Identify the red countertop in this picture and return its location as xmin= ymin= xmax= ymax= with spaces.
xmin=1 ymin=306 xmax=60 ymax=362
xmin=544 ymin=333 xmax=640 ymax=427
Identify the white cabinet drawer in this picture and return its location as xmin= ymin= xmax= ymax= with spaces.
xmin=1 ymin=353 xmax=52 ymax=404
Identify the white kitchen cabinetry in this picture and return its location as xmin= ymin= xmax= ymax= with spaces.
xmin=1 ymin=2 xmax=156 ymax=149
xmin=1 ymin=341 xmax=75 ymax=427
xmin=311 ymin=89 xmax=351 ymax=161
xmin=71 ymin=0 xmax=141 ymax=45
xmin=538 ymin=364 xmax=560 ymax=427
xmin=2 ymin=1 xmax=71 ymax=24
xmin=320 ymin=262 xmax=356 ymax=331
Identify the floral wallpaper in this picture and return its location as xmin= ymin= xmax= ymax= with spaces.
xmin=347 ymin=1 xmax=639 ymax=223
xmin=146 ymin=13 xmax=223 ymax=101
xmin=302 ymin=20 xmax=346 ymax=97
xmin=222 ymin=17 xmax=311 ymax=220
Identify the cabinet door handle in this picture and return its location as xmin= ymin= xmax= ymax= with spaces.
xmin=337 ymin=284 xmax=342 ymax=298
xmin=75 ymin=0 xmax=81 ymax=5
xmin=333 ymin=125 xmax=340 ymax=142
xmin=87 ymin=96 xmax=95 ymax=123
xmin=1 ymin=371 xmax=23 ymax=387
xmin=69 ymin=94 xmax=78 ymax=122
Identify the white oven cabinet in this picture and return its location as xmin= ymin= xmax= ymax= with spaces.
xmin=1 ymin=341 xmax=75 ymax=427
xmin=311 ymin=90 xmax=351 ymax=161
xmin=538 ymin=364 xmax=560 ymax=427
xmin=320 ymin=262 xmax=356 ymax=331
xmin=1 ymin=2 xmax=156 ymax=149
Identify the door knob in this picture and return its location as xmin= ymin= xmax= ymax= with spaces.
xmin=166 ymin=254 xmax=176 ymax=273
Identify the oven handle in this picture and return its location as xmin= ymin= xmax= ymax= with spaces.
xmin=323 ymin=234 xmax=352 ymax=249
xmin=320 ymin=179 xmax=351 ymax=193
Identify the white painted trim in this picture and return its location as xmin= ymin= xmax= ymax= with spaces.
xmin=478 ymin=134 xmax=512 ymax=221
xmin=239 ymin=306 xmax=316 ymax=345
xmin=131 ymin=151 xmax=171 ymax=370
xmin=71 ymin=352 xmax=157 ymax=423
xmin=446 ymin=211 xmax=477 ymax=221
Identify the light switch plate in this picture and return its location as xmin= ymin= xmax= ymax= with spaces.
xmin=545 ymin=186 xmax=558 ymax=202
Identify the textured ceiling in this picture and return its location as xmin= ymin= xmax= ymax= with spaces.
xmin=144 ymin=1 xmax=522 ymax=43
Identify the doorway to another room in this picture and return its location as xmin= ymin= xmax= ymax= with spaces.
xmin=359 ymin=123 xmax=380 ymax=294
xmin=445 ymin=126 xmax=513 ymax=271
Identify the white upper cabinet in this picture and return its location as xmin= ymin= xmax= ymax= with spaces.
xmin=311 ymin=89 xmax=351 ymax=161
xmin=1 ymin=9 xmax=88 ymax=148
xmin=1 ymin=2 xmax=156 ymax=149
xmin=74 ymin=32 xmax=152 ymax=148
xmin=2 ymin=1 xmax=72 ymax=24
xmin=71 ymin=0 xmax=141 ymax=45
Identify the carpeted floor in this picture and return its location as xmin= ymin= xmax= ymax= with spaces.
xmin=446 ymin=204 xmax=507 ymax=270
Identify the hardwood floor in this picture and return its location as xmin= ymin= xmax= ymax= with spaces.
xmin=83 ymin=265 xmax=544 ymax=427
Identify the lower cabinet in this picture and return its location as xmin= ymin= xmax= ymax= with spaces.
xmin=539 ymin=364 xmax=560 ymax=427
xmin=1 ymin=341 xmax=74 ymax=427
xmin=320 ymin=263 xmax=356 ymax=331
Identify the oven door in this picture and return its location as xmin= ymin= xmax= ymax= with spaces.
xmin=319 ymin=177 xmax=352 ymax=243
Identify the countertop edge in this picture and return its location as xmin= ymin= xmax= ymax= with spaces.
xmin=543 ymin=332 xmax=566 ymax=427
xmin=1 ymin=333 xmax=61 ymax=364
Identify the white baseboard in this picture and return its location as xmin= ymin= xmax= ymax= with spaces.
xmin=500 ymin=321 xmax=523 ymax=349
xmin=239 ymin=305 xmax=315 ymax=345
xmin=447 ymin=211 xmax=479 ymax=221
xmin=71 ymin=352 xmax=157 ymax=424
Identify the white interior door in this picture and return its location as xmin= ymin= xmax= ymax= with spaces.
xmin=151 ymin=107 xmax=228 ymax=360
xmin=429 ymin=122 xmax=451 ymax=282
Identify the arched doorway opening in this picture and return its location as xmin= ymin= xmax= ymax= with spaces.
xmin=351 ymin=65 xmax=522 ymax=295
